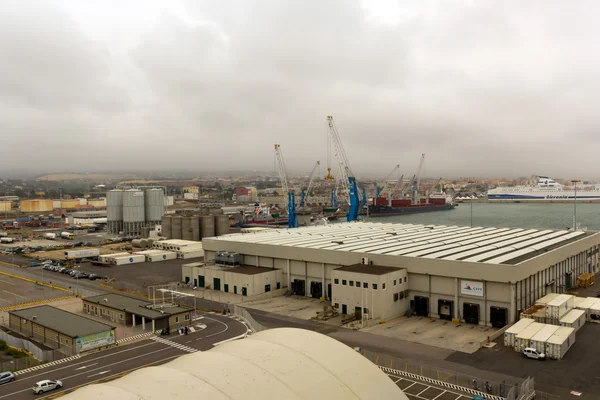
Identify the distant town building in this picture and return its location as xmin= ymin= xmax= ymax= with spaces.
xmin=235 ymin=187 xmax=258 ymax=202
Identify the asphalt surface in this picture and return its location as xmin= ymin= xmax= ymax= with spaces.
xmin=0 ymin=312 xmax=247 ymax=400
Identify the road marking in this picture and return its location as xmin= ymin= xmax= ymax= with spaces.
xmin=203 ymin=315 xmax=230 ymax=338
xmin=74 ymin=363 xmax=98 ymax=370
xmin=3 ymin=290 xmax=24 ymax=298
xmin=0 ymin=297 xmax=9 ymax=303
xmin=151 ymin=336 xmax=197 ymax=353
xmin=0 ymin=347 xmax=172 ymax=398
xmin=0 ymin=278 xmax=16 ymax=285
xmin=87 ymin=370 xmax=110 ymax=378
xmin=432 ymin=391 xmax=447 ymax=400
xmin=212 ymin=332 xmax=248 ymax=346
xmin=185 ymin=340 xmax=192 ymax=343
xmin=37 ymin=355 xmax=181 ymax=400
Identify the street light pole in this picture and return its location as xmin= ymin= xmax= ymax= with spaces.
xmin=571 ymin=180 xmax=578 ymax=231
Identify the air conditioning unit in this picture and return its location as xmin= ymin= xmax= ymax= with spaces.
xmin=361 ymin=257 xmax=369 ymax=265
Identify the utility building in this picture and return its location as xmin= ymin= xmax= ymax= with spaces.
xmin=202 ymin=222 xmax=600 ymax=327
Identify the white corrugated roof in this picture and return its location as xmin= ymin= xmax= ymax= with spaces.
xmin=61 ymin=328 xmax=406 ymax=400
xmin=211 ymin=222 xmax=590 ymax=265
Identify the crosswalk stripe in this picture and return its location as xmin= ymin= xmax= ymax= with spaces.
xmin=151 ymin=336 xmax=197 ymax=353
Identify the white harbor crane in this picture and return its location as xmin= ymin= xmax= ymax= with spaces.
xmin=274 ymin=144 xmax=297 ymax=227
xmin=300 ymin=161 xmax=320 ymax=208
xmin=411 ymin=153 xmax=426 ymax=205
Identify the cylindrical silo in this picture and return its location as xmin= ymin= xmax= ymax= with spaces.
xmin=144 ymin=189 xmax=165 ymax=224
xmin=200 ymin=215 xmax=215 ymax=239
xmin=191 ymin=216 xmax=200 ymax=241
xmin=214 ymin=215 xmax=229 ymax=236
xmin=161 ymin=216 xmax=172 ymax=239
xmin=181 ymin=217 xmax=193 ymax=241
xmin=107 ymin=190 xmax=124 ymax=234
xmin=123 ymin=189 xmax=145 ymax=236
xmin=141 ymin=226 xmax=150 ymax=239
xmin=171 ymin=216 xmax=183 ymax=240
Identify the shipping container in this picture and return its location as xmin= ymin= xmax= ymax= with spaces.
xmin=559 ymin=309 xmax=586 ymax=332
xmin=573 ymin=297 xmax=584 ymax=308
xmin=177 ymin=250 xmax=204 ymax=259
xmin=64 ymin=249 xmax=101 ymax=259
xmin=535 ymin=293 xmax=560 ymax=306
xmin=113 ymin=254 xmax=145 ymax=265
xmin=147 ymin=251 xmax=177 ymax=262
xmin=588 ymin=299 xmax=600 ymax=323
xmin=520 ymin=304 xmax=546 ymax=323
xmin=504 ymin=318 xmax=535 ymax=348
xmin=575 ymin=297 xmax=597 ymax=321
xmin=529 ymin=324 xmax=559 ymax=354
xmin=545 ymin=327 xmax=576 ymax=360
xmin=515 ymin=322 xmax=545 ymax=353
xmin=99 ymin=252 xmax=129 ymax=263
xmin=545 ymin=294 xmax=574 ymax=320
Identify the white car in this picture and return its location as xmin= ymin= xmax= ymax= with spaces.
xmin=32 ymin=379 xmax=62 ymax=394
xmin=523 ymin=347 xmax=546 ymax=360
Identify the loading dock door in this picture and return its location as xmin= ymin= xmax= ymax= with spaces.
xmin=198 ymin=276 xmax=205 ymax=288
xmin=355 ymin=306 xmax=362 ymax=320
xmin=327 ymin=283 xmax=331 ymax=300
xmin=438 ymin=299 xmax=453 ymax=320
xmin=414 ymin=296 xmax=429 ymax=317
xmin=490 ymin=306 xmax=508 ymax=328
xmin=310 ymin=282 xmax=322 ymax=298
xmin=213 ymin=278 xmax=221 ymax=291
xmin=292 ymin=279 xmax=306 ymax=296
xmin=342 ymin=304 xmax=347 ymax=315
xmin=463 ymin=303 xmax=480 ymax=324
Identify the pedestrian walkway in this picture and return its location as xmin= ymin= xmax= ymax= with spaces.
xmin=116 ymin=330 xmax=161 ymax=344
xmin=151 ymin=336 xmax=198 ymax=353
xmin=14 ymin=355 xmax=81 ymax=376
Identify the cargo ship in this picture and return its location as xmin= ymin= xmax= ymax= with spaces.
xmin=238 ymin=203 xmax=288 ymax=226
xmin=368 ymin=196 xmax=455 ymax=217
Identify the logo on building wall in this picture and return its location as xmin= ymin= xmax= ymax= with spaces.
xmin=460 ymin=280 xmax=484 ymax=297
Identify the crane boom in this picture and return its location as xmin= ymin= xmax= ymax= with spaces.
xmin=274 ymin=144 xmax=290 ymax=208
xmin=415 ymin=153 xmax=425 ymax=189
xmin=301 ymin=161 xmax=320 ymax=207
xmin=380 ymin=164 xmax=401 ymax=199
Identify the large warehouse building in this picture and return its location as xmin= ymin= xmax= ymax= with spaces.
xmin=202 ymin=222 xmax=600 ymax=327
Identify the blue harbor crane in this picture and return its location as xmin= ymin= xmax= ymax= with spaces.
xmin=274 ymin=143 xmax=298 ymax=228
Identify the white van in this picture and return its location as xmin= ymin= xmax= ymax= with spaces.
xmin=523 ymin=347 xmax=546 ymax=360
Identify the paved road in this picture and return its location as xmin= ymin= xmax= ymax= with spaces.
xmin=0 ymin=312 xmax=247 ymax=399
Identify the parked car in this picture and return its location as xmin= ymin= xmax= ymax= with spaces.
xmin=30 ymin=262 xmax=41 ymax=267
xmin=32 ymin=379 xmax=62 ymax=394
xmin=0 ymin=371 xmax=15 ymax=384
xmin=87 ymin=274 xmax=100 ymax=280
xmin=80 ymin=258 xmax=90 ymax=263
xmin=523 ymin=347 xmax=545 ymax=360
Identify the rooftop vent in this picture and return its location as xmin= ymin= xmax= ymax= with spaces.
xmin=332 ymin=240 xmax=344 ymax=245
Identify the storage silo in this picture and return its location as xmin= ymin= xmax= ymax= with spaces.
xmin=161 ymin=216 xmax=172 ymax=239
xmin=145 ymin=189 xmax=165 ymax=225
xmin=182 ymin=217 xmax=193 ymax=241
xmin=214 ymin=215 xmax=230 ymax=236
xmin=200 ymin=215 xmax=215 ymax=239
xmin=171 ymin=216 xmax=183 ymax=239
xmin=191 ymin=216 xmax=200 ymax=241
xmin=123 ymin=189 xmax=145 ymax=236
xmin=107 ymin=190 xmax=124 ymax=234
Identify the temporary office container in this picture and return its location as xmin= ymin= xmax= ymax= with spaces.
xmin=64 ymin=249 xmax=100 ymax=259
xmin=545 ymin=294 xmax=574 ymax=320
xmin=535 ymin=293 xmax=560 ymax=306
xmin=573 ymin=297 xmax=584 ymax=308
xmin=545 ymin=327 xmax=576 ymax=360
xmin=575 ymin=297 xmax=597 ymax=321
xmin=559 ymin=309 xmax=586 ymax=333
xmin=113 ymin=254 xmax=145 ymax=265
xmin=147 ymin=251 xmax=177 ymax=262
xmin=504 ymin=318 xmax=535 ymax=348
xmin=177 ymin=250 xmax=204 ymax=259
xmin=529 ymin=325 xmax=559 ymax=354
xmin=515 ymin=322 xmax=545 ymax=353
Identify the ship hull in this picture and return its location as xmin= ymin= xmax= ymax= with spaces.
xmin=368 ymin=204 xmax=455 ymax=217
xmin=488 ymin=193 xmax=600 ymax=201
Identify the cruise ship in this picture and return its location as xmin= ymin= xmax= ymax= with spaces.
xmin=487 ymin=176 xmax=600 ymax=201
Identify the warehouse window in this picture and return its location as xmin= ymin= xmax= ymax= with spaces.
xmin=334 ymin=278 xmax=339 ymax=285
xmin=334 ymin=303 xmax=339 ymax=309
xmin=356 ymin=281 xmax=361 ymax=288
xmin=349 ymin=281 xmax=354 ymax=287
xmin=400 ymin=291 xmax=404 ymax=299
xmin=175 ymin=316 xmax=179 ymax=323
xmin=394 ymin=293 xmax=399 ymax=301
xmin=404 ymin=289 xmax=409 ymax=297
xmin=393 ymin=280 xmax=397 ymax=286
xmin=382 ymin=283 xmax=386 ymax=290
xmin=342 ymin=280 xmax=347 ymax=286
xmin=404 ymin=277 xmax=407 ymax=283
xmin=373 ymin=284 xmax=378 ymax=290
xmin=185 ymin=314 xmax=190 ymax=321
xmin=364 ymin=308 xmax=369 ymax=314
xmin=363 ymin=282 xmax=368 ymax=288
xmin=83 ymin=304 xmax=88 ymax=311
xmin=119 ymin=313 xmax=124 ymax=320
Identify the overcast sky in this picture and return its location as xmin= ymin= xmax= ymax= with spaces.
xmin=1 ymin=0 xmax=599 ymax=179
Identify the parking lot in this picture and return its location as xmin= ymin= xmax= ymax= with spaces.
xmin=364 ymin=316 xmax=498 ymax=354
xmin=387 ymin=373 xmax=484 ymax=400
xmin=0 ymin=273 xmax=67 ymax=308
xmin=447 ymin=322 xmax=600 ymax=397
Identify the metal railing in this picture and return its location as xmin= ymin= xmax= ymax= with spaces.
xmin=233 ymin=304 xmax=267 ymax=333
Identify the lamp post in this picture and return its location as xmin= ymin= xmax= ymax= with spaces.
xmin=571 ymin=180 xmax=579 ymax=230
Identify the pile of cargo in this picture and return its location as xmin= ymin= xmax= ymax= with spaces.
xmin=504 ymin=318 xmax=576 ymax=360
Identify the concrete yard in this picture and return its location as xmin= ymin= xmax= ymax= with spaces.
xmin=242 ymin=296 xmax=330 ymax=320
xmin=0 ymin=273 xmax=68 ymax=308
xmin=364 ymin=316 xmax=498 ymax=353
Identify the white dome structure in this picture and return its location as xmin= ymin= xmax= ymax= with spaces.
xmin=63 ymin=328 xmax=407 ymax=400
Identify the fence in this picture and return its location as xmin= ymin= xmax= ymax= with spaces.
xmin=233 ymin=305 xmax=267 ymax=333
xmin=0 ymin=330 xmax=73 ymax=372
xmin=0 ymin=354 xmax=41 ymax=373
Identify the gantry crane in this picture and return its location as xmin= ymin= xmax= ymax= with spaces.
xmin=300 ymin=161 xmax=320 ymax=208
xmin=411 ymin=153 xmax=426 ymax=205
xmin=326 ymin=116 xmax=359 ymax=222
xmin=274 ymin=144 xmax=298 ymax=228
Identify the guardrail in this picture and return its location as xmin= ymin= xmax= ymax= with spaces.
xmin=232 ymin=304 xmax=267 ymax=333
